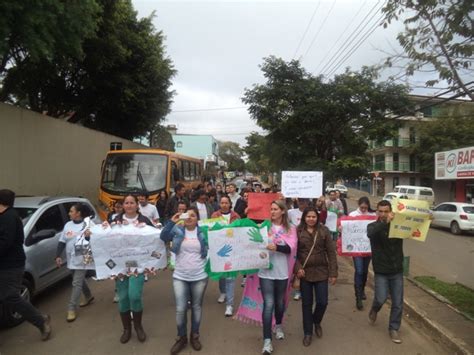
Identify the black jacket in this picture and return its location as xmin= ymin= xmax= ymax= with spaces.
xmin=234 ymin=198 xmax=248 ymax=218
xmin=0 ymin=207 xmax=26 ymax=270
xmin=367 ymin=220 xmax=404 ymax=274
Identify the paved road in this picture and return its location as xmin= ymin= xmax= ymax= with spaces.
xmin=0 ymin=259 xmax=448 ymax=354
xmin=346 ymin=197 xmax=474 ymax=289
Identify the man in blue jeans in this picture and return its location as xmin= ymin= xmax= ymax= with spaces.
xmin=367 ymin=200 xmax=404 ymax=344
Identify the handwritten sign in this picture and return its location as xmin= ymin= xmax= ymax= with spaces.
xmin=90 ymin=224 xmax=167 ymax=279
xmin=326 ymin=210 xmax=338 ymax=232
xmin=281 ymin=171 xmax=323 ymax=198
xmin=247 ymin=193 xmax=280 ymax=220
xmin=339 ymin=215 xmax=377 ymax=256
xmin=389 ymin=199 xmax=432 ymax=242
xmin=205 ymin=219 xmax=271 ymax=278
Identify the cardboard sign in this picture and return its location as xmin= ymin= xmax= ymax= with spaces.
xmin=389 ymin=199 xmax=432 ymax=242
xmin=281 ymin=171 xmax=323 ymax=198
xmin=247 ymin=193 xmax=280 ymax=220
xmin=339 ymin=215 xmax=377 ymax=256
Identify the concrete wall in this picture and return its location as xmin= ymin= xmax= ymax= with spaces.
xmin=0 ymin=103 xmax=146 ymax=203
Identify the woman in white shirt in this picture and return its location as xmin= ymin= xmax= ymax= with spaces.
xmin=161 ymin=207 xmax=209 ymax=355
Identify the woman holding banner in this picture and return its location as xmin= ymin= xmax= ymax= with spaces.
xmin=294 ymin=207 xmax=338 ymax=347
xmin=161 ymin=206 xmax=209 ymax=355
xmin=236 ymin=199 xmax=297 ymax=355
xmin=110 ymin=194 xmax=154 ymax=344
xmin=349 ymin=196 xmax=376 ymax=310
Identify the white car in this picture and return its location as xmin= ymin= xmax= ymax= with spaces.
xmin=431 ymin=202 xmax=474 ymax=235
xmin=383 ymin=193 xmax=408 ymax=201
xmin=326 ymin=184 xmax=348 ymax=197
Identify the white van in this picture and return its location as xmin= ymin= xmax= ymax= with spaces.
xmin=392 ymin=185 xmax=435 ymax=205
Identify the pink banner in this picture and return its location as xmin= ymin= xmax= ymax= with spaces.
xmin=247 ymin=193 xmax=280 ymax=220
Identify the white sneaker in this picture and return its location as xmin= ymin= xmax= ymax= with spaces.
xmin=274 ymin=324 xmax=285 ymax=340
xmin=293 ymin=291 xmax=301 ymax=300
xmin=217 ymin=293 xmax=226 ymax=304
xmin=113 ymin=293 xmax=119 ymax=303
xmin=262 ymin=339 xmax=273 ymax=354
xmin=225 ymin=305 xmax=233 ymax=317
xmin=144 ymin=274 xmax=148 ymax=282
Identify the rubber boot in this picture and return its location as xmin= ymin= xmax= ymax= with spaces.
xmin=132 ymin=311 xmax=147 ymax=342
xmin=355 ymin=286 xmax=363 ymax=311
xmin=119 ymin=312 xmax=132 ymax=343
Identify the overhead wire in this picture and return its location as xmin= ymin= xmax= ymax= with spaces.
xmin=292 ymin=1 xmax=321 ymax=60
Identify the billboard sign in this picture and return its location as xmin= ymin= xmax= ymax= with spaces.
xmin=435 ymin=146 xmax=474 ymax=180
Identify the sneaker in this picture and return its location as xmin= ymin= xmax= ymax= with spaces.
xmin=262 ymin=339 xmax=273 ymax=354
xmin=171 ymin=335 xmax=188 ymax=355
xmin=368 ymin=309 xmax=377 ymax=325
xmin=79 ymin=296 xmax=94 ymax=307
xmin=217 ymin=293 xmax=226 ymax=304
xmin=274 ymin=324 xmax=284 ymax=340
xmin=293 ymin=291 xmax=301 ymax=301
xmin=314 ymin=324 xmax=323 ymax=338
xmin=113 ymin=293 xmax=119 ymax=303
xmin=225 ymin=305 xmax=233 ymax=317
xmin=144 ymin=274 xmax=148 ymax=282
xmin=66 ymin=310 xmax=76 ymax=322
xmin=40 ymin=315 xmax=52 ymax=341
xmin=389 ymin=330 xmax=402 ymax=344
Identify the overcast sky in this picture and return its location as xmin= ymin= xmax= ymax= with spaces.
xmin=133 ymin=0 xmax=446 ymax=146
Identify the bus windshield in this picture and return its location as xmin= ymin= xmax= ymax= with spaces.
xmin=101 ymin=153 xmax=168 ymax=194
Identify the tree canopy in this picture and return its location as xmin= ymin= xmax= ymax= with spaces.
xmin=243 ymin=56 xmax=411 ymax=180
xmin=0 ymin=0 xmax=175 ymax=140
xmin=218 ymin=141 xmax=246 ymax=172
xmin=382 ymin=0 xmax=473 ymax=100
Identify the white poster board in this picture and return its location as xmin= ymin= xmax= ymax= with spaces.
xmin=341 ymin=219 xmax=374 ymax=254
xmin=326 ymin=211 xmax=338 ymax=232
xmin=281 ymin=171 xmax=323 ymax=198
xmin=90 ymin=224 xmax=167 ymax=279
xmin=207 ymin=226 xmax=270 ymax=273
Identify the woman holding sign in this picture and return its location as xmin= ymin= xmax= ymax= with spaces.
xmin=348 ymin=197 xmax=376 ymax=311
xmin=258 ymin=200 xmax=297 ymax=355
xmin=110 ymin=194 xmax=154 ymax=344
xmin=161 ymin=206 xmax=209 ymax=355
xmin=294 ymin=207 xmax=338 ymax=347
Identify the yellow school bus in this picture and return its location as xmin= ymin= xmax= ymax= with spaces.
xmin=98 ymin=149 xmax=203 ymax=220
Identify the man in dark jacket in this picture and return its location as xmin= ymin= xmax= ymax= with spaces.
xmin=367 ymin=199 xmax=403 ymax=344
xmin=165 ymin=183 xmax=189 ymax=219
xmin=0 ymin=189 xmax=51 ymax=341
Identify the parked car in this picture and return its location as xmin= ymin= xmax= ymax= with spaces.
xmin=0 ymin=196 xmax=99 ymax=328
xmin=392 ymin=185 xmax=435 ymax=206
xmin=431 ymin=202 xmax=474 ymax=235
xmin=383 ymin=193 xmax=408 ymax=201
xmin=326 ymin=184 xmax=348 ymax=197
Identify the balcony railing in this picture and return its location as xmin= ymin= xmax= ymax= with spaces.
xmin=372 ymin=161 xmax=418 ymax=172
xmin=370 ymin=138 xmax=417 ymax=149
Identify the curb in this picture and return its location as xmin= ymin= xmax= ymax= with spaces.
xmin=338 ymin=256 xmax=472 ymax=355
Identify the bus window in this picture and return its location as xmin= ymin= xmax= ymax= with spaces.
xmin=172 ymin=161 xmax=180 ymax=182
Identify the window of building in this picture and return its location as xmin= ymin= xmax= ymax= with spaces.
xmin=176 ymin=141 xmax=183 ymax=148
xmin=409 ymin=177 xmax=416 ymax=185
xmin=410 ymin=154 xmax=416 ymax=172
xmin=393 ymin=153 xmax=399 ymax=171
xmin=393 ymin=177 xmax=399 ymax=189
xmin=374 ymin=154 xmax=385 ymax=170
xmin=409 ymin=127 xmax=416 ymax=144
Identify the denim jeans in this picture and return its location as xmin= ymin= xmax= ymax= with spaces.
xmin=353 ymin=256 xmax=371 ymax=289
xmin=300 ymin=279 xmax=328 ymax=335
xmin=0 ymin=268 xmax=45 ymax=330
xmin=260 ymin=278 xmax=287 ymax=340
xmin=116 ymin=274 xmax=145 ymax=312
xmin=173 ymin=277 xmax=208 ymax=336
xmin=68 ymin=269 xmax=92 ymax=311
xmin=218 ymin=277 xmax=236 ymax=306
xmin=372 ymin=272 xmax=404 ymax=331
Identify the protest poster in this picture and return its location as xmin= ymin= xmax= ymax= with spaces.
xmin=326 ymin=210 xmax=338 ymax=233
xmin=247 ymin=193 xmax=280 ymax=220
xmin=338 ymin=215 xmax=377 ymax=256
xmin=198 ymin=216 xmax=227 ymax=228
xmin=89 ymin=224 xmax=167 ymax=279
xmin=389 ymin=199 xmax=432 ymax=242
xmin=281 ymin=171 xmax=323 ymax=198
xmin=205 ymin=219 xmax=271 ymax=280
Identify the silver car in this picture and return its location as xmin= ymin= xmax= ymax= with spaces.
xmin=0 ymin=196 xmax=99 ymax=327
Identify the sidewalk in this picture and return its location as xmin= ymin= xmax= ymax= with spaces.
xmin=347 ymin=188 xmax=474 ymax=354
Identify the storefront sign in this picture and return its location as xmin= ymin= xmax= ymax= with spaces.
xmin=435 ymin=146 xmax=474 ymax=180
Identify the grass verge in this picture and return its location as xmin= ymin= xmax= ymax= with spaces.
xmin=414 ymin=276 xmax=474 ymax=319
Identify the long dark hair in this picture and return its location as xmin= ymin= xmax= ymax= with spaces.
xmin=358 ymin=196 xmax=375 ymax=212
xmin=297 ymin=207 xmax=320 ymax=234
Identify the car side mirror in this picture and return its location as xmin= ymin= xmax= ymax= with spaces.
xmin=29 ymin=229 xmax=56 ymax=245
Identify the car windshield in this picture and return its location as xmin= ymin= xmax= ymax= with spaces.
xmin=463 ymin=206 xmax=474 ymax=214
xmin=101 ymin=153 xmax=168 ymax=194
xmin=14 ymin=207 xmax=38 ymax=225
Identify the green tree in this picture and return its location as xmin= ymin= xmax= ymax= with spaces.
xmin=411 ymin=105 xmax=474 ymax=176
xmin=218 ymin=141 xmax=246 ymax=172
xmin=382 ymin=0 xmax=474 ymax=100
xmin=0 ymin=0 xmax=176 ymax=140
xmin=244 ymin=132 xmax=273 ymax=174
xmin=150 ymin=125 xmax=175 ymax=151
xmin=243 ymin=56 xmax=410 ymax=180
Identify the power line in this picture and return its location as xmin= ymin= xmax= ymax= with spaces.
xmin=301 ymin=0 xmax=338 ymax=60
xmin=318 ymin=0 xmax=383 ymax=76
xmin=312 ymin=0 xmax=368 ymax=74
xmin=292 ymin=1 xmax=321 ymax=60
